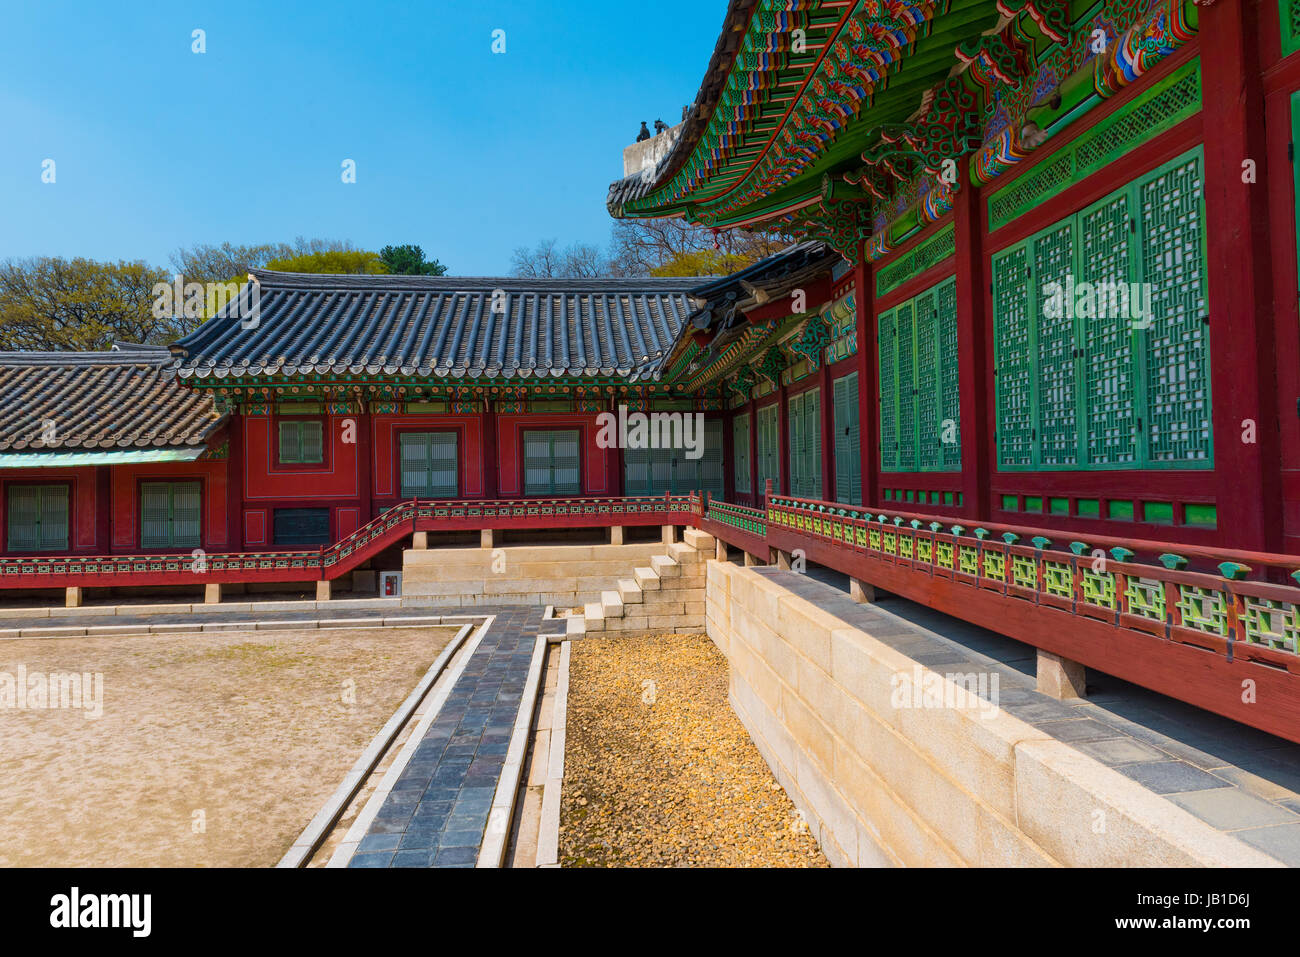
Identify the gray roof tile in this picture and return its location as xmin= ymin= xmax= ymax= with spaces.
xmin=171 ymin=271 xmax=707 ymax=382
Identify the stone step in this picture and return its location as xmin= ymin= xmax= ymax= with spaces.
xmin=682 ymin=527 xmax=715 ymax=551
xmin=403 ymin=543 xmax=668 ymax=566
xmin=634 ymin=567 xmax=662 ymax=590
xmin=600 ymin=590 xmax=625 ymax=618
xmin=617 ymin=579 xmax=643 ymax=604
xmin=565 ymin=615 xmax=587 ymax=637
xmin=402 ymin=558 xmax=667 ymax=581
xmin=650 ymin=555 xmax=681 ymax=578
xmin=668 ymin=541 xmax=702 ymax=564
xmin=582 ymin=602 xmax=606 ymax=632
xmin=399 ymin=574 xmax=640 ymax=595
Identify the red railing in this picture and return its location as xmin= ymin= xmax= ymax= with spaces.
xmin=0 ymin=494 xmax=702 ymax=590
xmin=697 ymin=490 xmax=1300 ymax=743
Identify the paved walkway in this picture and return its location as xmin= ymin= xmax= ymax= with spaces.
xmin=348 ymin=607 xmax=545 ymax=868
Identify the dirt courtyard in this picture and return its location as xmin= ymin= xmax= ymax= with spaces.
xmin=0 ymin=625 xmax=459 ymax=867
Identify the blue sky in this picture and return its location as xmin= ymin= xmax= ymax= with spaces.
xmin=0 ymin=0 xmax=720 ymax=275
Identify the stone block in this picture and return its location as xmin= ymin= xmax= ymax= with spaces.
xmin=1037 ymin=649 xmax=1086 ymax=700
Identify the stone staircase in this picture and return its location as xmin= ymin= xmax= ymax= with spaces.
xmin=400 ymin=533 xmax=712 ymax=627
xmin=566 ymin=528 xmax=714 ymax=637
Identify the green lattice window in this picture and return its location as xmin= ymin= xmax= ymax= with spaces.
xmin=756 ymin=403 xmax=781 ymax=495
xmin=278 ymin=418 xmax=324 ymax=464
xmin=833 ymin=372 xmax=862 ymax=505
xmin=1284 ymin=0 xmax=1300 ymax=57
xmin=6 ymin=484 xmax=69 ymax=552
xmin=991 ymin=148 xmax=1212 ymax=471
xmin=524 ymin=430 xmax=580 ymax=496
xmin=141 ymin=481 xmax=201 ymax=550
xmin=789 ymin=389 xmax=822 ymax=499
xmin=399 ymin=432 xmax=459 ymax=498
xmin=875 ymin=224 xmax=957 ymax=297
xmin=732 ymin=414 xmax=752 ymax=497
xmin=878 ymin=276 xmax=961 ymax=473
xmin=878 ymin=307 xmax=898 ymax=470
xmin=624 ymin=418 xmax=723 ymax=497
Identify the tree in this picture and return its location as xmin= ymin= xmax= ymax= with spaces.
xmin=168 ymin=237 xmax=379 ymax=328
xmin=379 ymin=244 xmax=447 ymax=276
xmin=510 ymin=239 xmax=609 ymax=278
xmin=0 ymin=256 xmax=176 ymax=351
xmin=650 ymin=249 xmax=749 ymax=277
xmin=607 ymin=219 xmax=792 ymax=277
xmin=265 ymin=250 xmax=387 ymax=274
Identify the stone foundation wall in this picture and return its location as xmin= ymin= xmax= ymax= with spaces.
xmin=705 ymin=562 xmax=1277 ymax=868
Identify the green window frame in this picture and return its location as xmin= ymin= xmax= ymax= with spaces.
xmin=1293 ymin=90 xmax=1300 ymax=283
xmin=6 ymin=484 xmax=69 ymax=552
xmin=623 ymin=419 xmax=724 ymax=498
xmin=878 ymin=276 xmax=962 ymax=473
xmin=140 ymin=481 xmax=201 ymax=550
xmin=732 ymin=414 xmax=752 ymax=497
xmin=788 ymin=389 xmax=822 ymax=499
xmin=278 ymin=419 xmax=324 ymax=464
xmin=756 ymin=403 xmax=781 ymax=496
xmin=399 ymin=432 xmax=459 ymax=498
xmin=523 ymin=430 xmax=581 ymax=496
xmin=833 ymin=372 xmax=862 ymax=506
xmin=991 ymin=147 xmax=1212 ymax=471
xmin=1284 ymin=0 xmax=1300 ymax=57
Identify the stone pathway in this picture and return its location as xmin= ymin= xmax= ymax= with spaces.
xmin=348 ymin=607 xmax=545 ymax=868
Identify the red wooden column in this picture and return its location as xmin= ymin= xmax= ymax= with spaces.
xmin=226 ymin=413 xmax=244 ymax=549
xmin=819 ymin=361 xmax=835 ymax=501
xmin=95 ymin=465 xmax=111 ymax=552
xmin=356 ymin=407 xmax=373 ymax=521
xmin=483 ymin=403 xmax=500 ymax=500
xmin=778 ymin=378 xmax=791 ymax=497
xmin=954 ymin=157 xmax=991 ymax=522
xmin=1200 ymin=0 xmax=1282 ymax=552
xmin=853 ymin=249 xmax=879 ymax=509
xmin=722 ymin=407 xmax=735 ymax=501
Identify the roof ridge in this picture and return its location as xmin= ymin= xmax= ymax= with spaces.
xmin=249 ymin=269 xmax=715 ymax=288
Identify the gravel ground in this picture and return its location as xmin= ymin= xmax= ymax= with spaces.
xmin=560 ymin=633 xmax=827 ymax=867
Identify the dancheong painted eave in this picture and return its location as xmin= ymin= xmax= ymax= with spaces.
xmin=606 ymin=0 xmax=1005 ymax=231
xmin=170 ymin=270 xmax=715 ymax=384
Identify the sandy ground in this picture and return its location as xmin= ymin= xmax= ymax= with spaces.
xmin=0 ymin=625 xmax=457 ymax=867
xmin=561 ymin=633 xmax=828 ymax=867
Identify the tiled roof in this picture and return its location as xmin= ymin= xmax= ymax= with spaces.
xmin=0 ymin=351 xmax=224 ymax=452
xmin=170 ymin=271 xmax=708 ymax=382
xmin=687 ymin=241 xmax=839 ymax=319
xmin=659 ymin=242 xmax=841 ymax=370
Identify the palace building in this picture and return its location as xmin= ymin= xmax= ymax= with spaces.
xmin=3 ymin=0 xmax=1299 ymax=746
